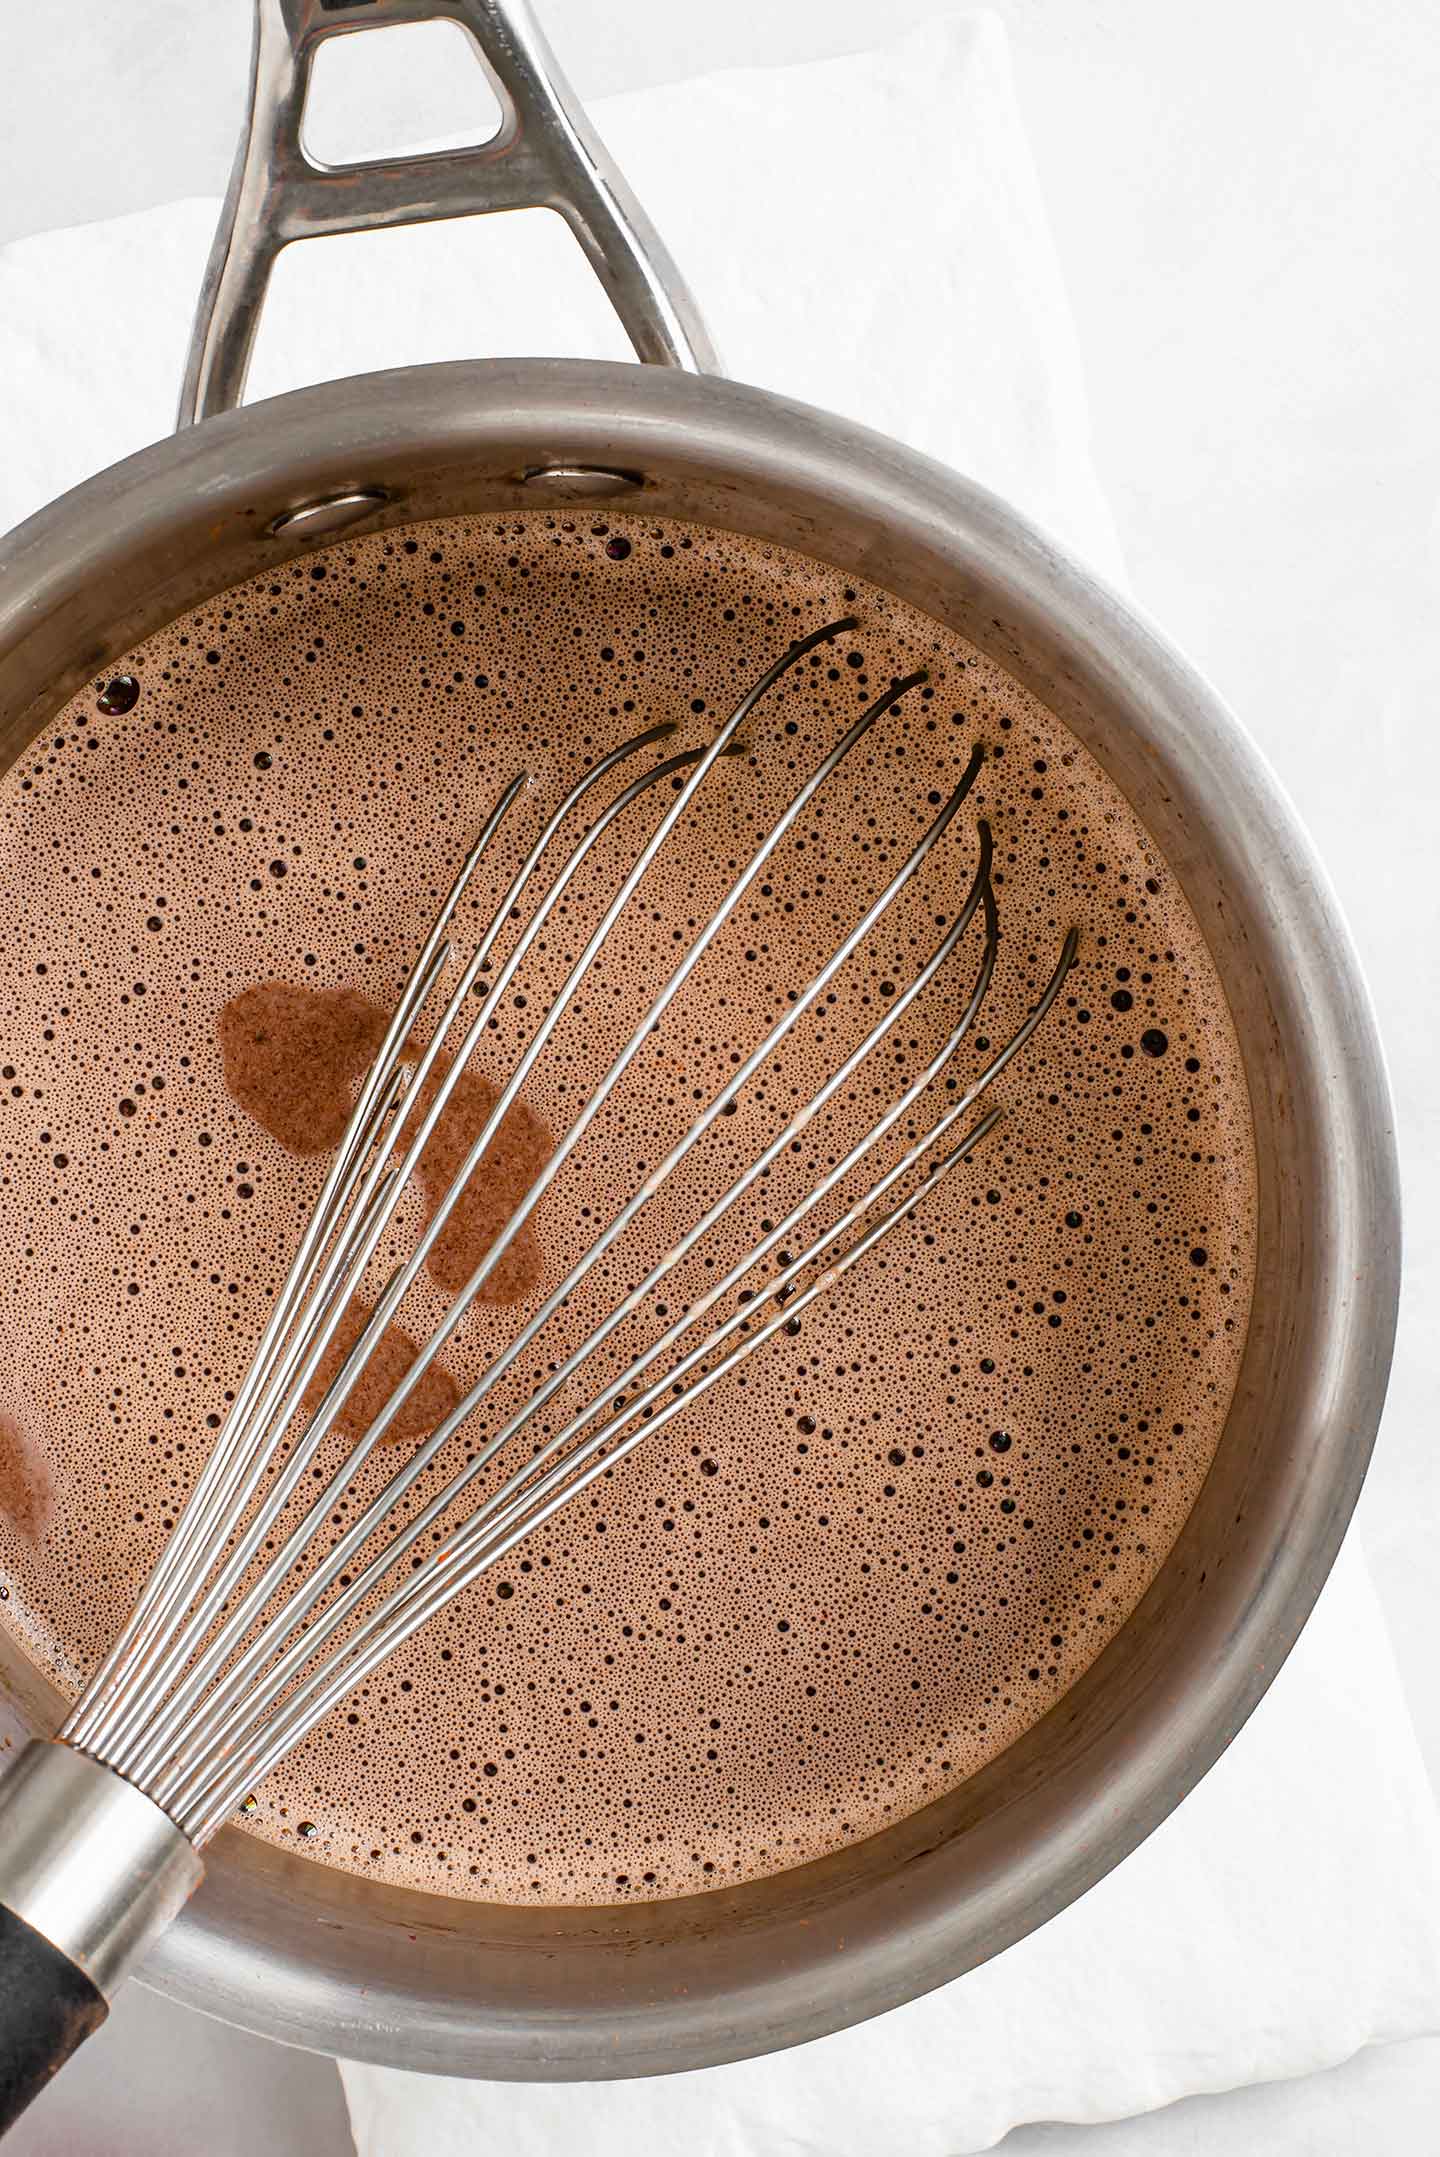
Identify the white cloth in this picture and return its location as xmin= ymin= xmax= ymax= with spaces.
xmin=0 ymin=14 xmax=1122 ymax=585
xmin=1 ymin=14 xmax=1436 ymax=2152
xmin=346 ymin=1542 xmax=1440 ymax=2155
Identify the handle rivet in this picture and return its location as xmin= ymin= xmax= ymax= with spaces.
xmin=520 ymin=466 xmax=644 ymax=501
xmin=270 ymin=489 xmax=390 ymax=540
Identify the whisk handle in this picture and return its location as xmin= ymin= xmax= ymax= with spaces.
xmin=0 ymin=1743 xmax=203 ymax=2134
xmin=0 ymin=1905 xmax=108 ymax=2136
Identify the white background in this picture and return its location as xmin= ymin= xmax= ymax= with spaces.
xmin=3 ymin=2 xmax=1438 ymax=2150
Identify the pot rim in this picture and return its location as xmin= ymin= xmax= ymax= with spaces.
xmin=0 ymin=357 xmax=1401 ymax=2076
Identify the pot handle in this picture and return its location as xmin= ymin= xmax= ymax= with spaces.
xmin=177 ymin=0 xmax=719 ymax=428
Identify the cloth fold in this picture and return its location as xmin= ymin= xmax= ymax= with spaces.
xmin=3 ymin=14 xmax=1436 ymax=2153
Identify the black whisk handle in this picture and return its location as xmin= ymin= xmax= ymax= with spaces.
xmin=0 ymin=1742 xmax=204 ymax=2135
xmin=0 ymin=1902 xmax=108 ymax=2135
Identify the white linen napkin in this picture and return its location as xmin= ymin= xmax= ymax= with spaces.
xmin=2 ymin=14 xmax=1436 ymax=2151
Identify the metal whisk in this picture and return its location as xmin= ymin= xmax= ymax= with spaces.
xmin=0 ymin=616 xmax=1074 ymax=2117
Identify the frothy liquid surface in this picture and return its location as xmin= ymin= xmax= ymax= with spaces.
xmin=0 ymin=513 xmax=1254 ymax=1903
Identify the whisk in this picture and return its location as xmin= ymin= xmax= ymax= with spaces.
xmin=0 ymin=615 xmax=1074 ymax=2125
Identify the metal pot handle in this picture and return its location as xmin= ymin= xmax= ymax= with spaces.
xmin=177 ymin=0 xmax=719 ymax=428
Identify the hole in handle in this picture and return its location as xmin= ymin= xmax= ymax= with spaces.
xmin=301 ymin=18 xmax=503 ymax=168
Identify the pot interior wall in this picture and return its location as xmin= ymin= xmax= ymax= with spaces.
xmin=0 ymin=362 xmax=1393 ymax=2074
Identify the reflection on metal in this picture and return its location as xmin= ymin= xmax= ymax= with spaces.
xmin=270 ymin=487 xmax=391 ymax=537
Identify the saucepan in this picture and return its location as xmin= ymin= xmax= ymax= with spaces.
xmin=0 ymin=0 xmax=1398 ymax=2083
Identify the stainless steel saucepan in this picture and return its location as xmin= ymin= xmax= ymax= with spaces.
xmin=0 ymin=0 xmax=1399 ymax=2084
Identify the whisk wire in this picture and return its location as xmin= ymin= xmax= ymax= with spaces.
xmin=181 ymin=919 xmax=1068 ymax=1837
xmin=108 ymin=734 xmax=717 ymax=1774
xmin=104 ymin=625 xmax=857 ymax=1780
xmin=64 ymin=797 xmax=516 ymax=1748
xmin=61 ymin=617 xmax=1079 ymax=1854
xmin=227 ymin=923 xmax=1079 ymax=1818
xmin=171 ymin=900 xmax=1076 ymax=1835
xmin=149 ymin=781 xmax=993 ymax=1808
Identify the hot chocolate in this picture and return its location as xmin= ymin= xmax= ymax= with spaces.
xmin=0 ymin=511 xmax=1255 ymax=1904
